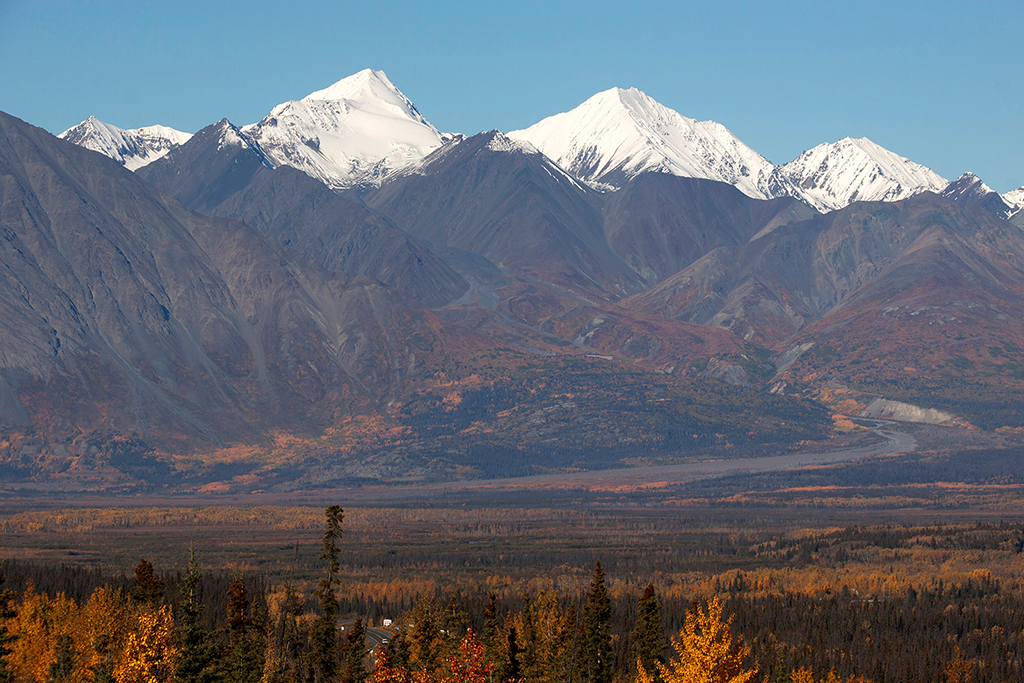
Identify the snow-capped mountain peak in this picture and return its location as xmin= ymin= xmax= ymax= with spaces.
xmin=941 ymin=172 xmax=1016 ymax=220
xmin=943 ymin=172 xmax=994 ymax=201
xmin=209 ymin=118 xmax=273 ymax=166
xmin=778 ymin=137 xmax=948 ymax=212
xmin=302 ymin=68 xmax=432 ymax=125
xmin=59 ymin=116 xmax=191 ymax=170
xmin=508 ymin=86 xmax=801 ymax=201
xmin=241 ymin=69 xmax=444 ymax=191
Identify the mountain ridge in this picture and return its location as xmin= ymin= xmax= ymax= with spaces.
xmin=58 ymin=116 xmax=191 ymax=170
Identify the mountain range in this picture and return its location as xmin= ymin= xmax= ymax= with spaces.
xmin=1 ymin=69 xmax=1022 ymax=493
xmin=60 ymin=69 xmax=1024 ymax=216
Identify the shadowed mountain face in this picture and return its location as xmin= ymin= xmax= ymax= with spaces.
xmin=626 ymin=192 xmax=1024 ymax=426
xmin=628 ymin=194 xmax=1024 ymax=344
xmin=0 ymin=112 xmax=450 ymax=447
xmin=602 ymin=173 xmax=817 ymax=286
xmin=941 ymin=172 xmax=1016 ymax=221
xmin=366 ymin=131 xmax=645 ymax=298
xmin=138 ymin=120 xmax=469 ymax=308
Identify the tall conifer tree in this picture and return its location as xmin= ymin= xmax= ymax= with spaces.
xmin=174 ymin=546 xmax=219 ymax=683
xmin=631 ymin=583 xmax=665 ymax=682
xmin=311 ymin=505 xmax=344 ymax=683
xmin=341 ymin=618 xmax=366 ymax=683
xmin=581 ymin=561 xmax=611 ymax=683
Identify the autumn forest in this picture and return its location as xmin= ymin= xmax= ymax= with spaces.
xmin=1 ymin=500 xmax=1022 ymax=683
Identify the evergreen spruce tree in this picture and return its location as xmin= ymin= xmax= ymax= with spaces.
xmin=274 ymin=585 xmax=306 ymax=683
xmin=340 ymin=618 xmax=366 ymax=683
xmin=382 ymin=632 xmax=410 ymax=672
xmin=221 ymin=575 xmax=263 ymax=683
xmin=174 ymin=546 xmax=220 ymax=683
xmin=89 ymin=631 xmax=116 ymax=683
xmin=630 ymin=583 xmax=665 ymax=682
xmin=133 ymin=558 xmax=164 ymax=607
xmin=311 ymin=505 xmax=344 ymax=683
xmin=481 ymin=592 xmax=499 ymax=666
xmin=442 ymin=590 xmax=469 ymax=642
xmin=581 ymin=561 xmax=611 ymax=683
xmin=503 ymin=625 xmax=520 ymax=683
xmin=409 ymin=595 xmax=441 ymax=674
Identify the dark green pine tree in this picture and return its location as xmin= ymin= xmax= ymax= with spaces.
xmin=0 ymin=573 xmax=16 ymax=683
xmin=220 ymin=575 xmax=264 ymax=683
xmin=48 ymin=634 xmax=76 ymax=683
xmin=409 ymin=596 xmax=441 ymax=673
xmin=630 ymin=583 xmax=665 ymax=682
xmin=581 ymin=561 xmax=612 ymax=683
xmin=174 ymin=546 xmax=220 ymax=683
xmin=340 ymin=617 xmax=366 ymax=683
xmin=502 ymin=625 xmax=520 ymax=683
xmin=311 ymin=505 xmax=344 ymax=683
xmin=133 ymin=558 xmax=165 ymax=607
xmin=481 ymin=592 xmax=499 ymax=666
xmin=762 ymin=633 xmax=789 ymax=683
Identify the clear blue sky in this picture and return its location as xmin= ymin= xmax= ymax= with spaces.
xmin=2 ymin=0 xmax=1021 ymax=191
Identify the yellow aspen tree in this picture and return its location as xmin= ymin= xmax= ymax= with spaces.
xmin=10 ymin=588 xmax=84 ymax=683
xmin=82 ymin=588 xmax=133 ymax=683
xmin=115 ymin=606 xmax=179 ymax=683
xmin=636 ymin=597 xmax=756 ymax=683
xmin=789 ymin=669 xmax=815 ymax=683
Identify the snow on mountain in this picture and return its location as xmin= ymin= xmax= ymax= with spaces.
xmin=942 ymin=172 xmax=997 ymax=202
xmin=1004 ymin=186 xmax=1024 ymax=217
xmin=59 ymin=116 xmax=191 ymax=170
xmin=241 ymin=69 xmax=445 ymax=190
xmin=778 ymin=137 xmax=948 ymax=212
xmin=507 ymin=86 xmax=802 ymax=200
xmin=941 ymin=172 xmax=1015 ymax=220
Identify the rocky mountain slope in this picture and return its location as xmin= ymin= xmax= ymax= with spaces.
xmin=367 ymin=131 xmax=642 ymax=297
xmin=137 ymin=118 xmax=469 ymax=308
xmin=0 ymin=110 xmax=461 ymax=466
xmin=941 ymin=172 xmax=1016 ymax=220
xmin=1 ymin=112 xmax=834 ymax=489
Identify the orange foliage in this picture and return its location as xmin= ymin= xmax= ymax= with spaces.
xmin=443 ymin=630 xmax=493 ymax=683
